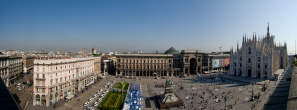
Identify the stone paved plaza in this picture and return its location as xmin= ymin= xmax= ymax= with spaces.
xmin=24 ymin=73 xmax=283 ymax=110
xmin=121 ymin=73 xmax=270 ymax=110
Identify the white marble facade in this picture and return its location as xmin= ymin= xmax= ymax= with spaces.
xmin=229 ymin=25 xmax=288 ymax=79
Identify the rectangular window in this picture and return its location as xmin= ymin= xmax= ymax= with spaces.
xmin=258 ymin=64 xmax=260 ymax=68
xmin=257 ymin=57 xmax=261 ymax=62
xmin=36 ymin=80 xmax=39 ymax=86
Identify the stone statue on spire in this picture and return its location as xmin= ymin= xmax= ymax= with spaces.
xmin=267 ymin=23 xmax=270 ymax=37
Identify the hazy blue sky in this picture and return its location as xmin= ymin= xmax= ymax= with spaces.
xmin=1 ymin=0 xmax=297 ymax=54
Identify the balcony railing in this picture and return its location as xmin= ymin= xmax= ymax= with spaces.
xmin=35 ymin=77 xmax=46 ymax=80
xmin=35 ymin=85 xmax=46 ymax=89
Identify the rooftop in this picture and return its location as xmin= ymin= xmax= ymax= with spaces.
xmin=115 ymin=53 xmax=173 ymax=57
xmin=34 ymin=57 xmax=97 ymax=65
xmin=164 ymin=47 xmax=179 ymax=54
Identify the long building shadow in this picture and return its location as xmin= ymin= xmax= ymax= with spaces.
xmin=188 ymin=74 xmax=265 ymax=87
xmin=0 ymin=78 xmax=21 ymax=110
xmin=263 ymin=68 xmax=292 ymax=110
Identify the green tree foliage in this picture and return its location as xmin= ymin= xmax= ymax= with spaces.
xmin=98 ymin=82 xmax=129 ymax=110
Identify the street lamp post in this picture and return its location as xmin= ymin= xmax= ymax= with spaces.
xmin=224 ymin=96 xmax=227 ymax=110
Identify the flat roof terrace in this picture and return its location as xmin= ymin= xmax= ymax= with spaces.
xmin=116 ymin=54 xmax=173 ymax=57
xmin=34 ymin=57 xmax=96 ymax=65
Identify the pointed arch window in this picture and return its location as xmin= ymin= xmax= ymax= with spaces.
xmin=248 ymin=47 xmax=251 ymax=54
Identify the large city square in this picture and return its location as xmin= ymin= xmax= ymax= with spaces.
xmin=1 ymin=1 xmax=297 ymax=110
xmin=24 ymin=69 xmax=291 ymax=110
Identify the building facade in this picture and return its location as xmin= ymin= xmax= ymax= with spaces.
xmin=115 ymin=54 xmax=174 ymax=77
xmin=210 ymin=52 xmax=230 ymax=72
xmin=94 ymin=57 xmax=101 ymax=77
xmin=101 ymin=55 xmax=116 ymax=76
xmin=114 ymin=50 xmax=226 ymax=77
xmin=23 ymin=56 xmax=35 ymax=74
xmin=33 ymin=57 xmax=98 ymax=106
xmin=229 ymin=25 xmax=288 ymax=79
xmin=180 ymin=50 xmax=203 ymax=75
xmin=0 ymin=55 xmax=23 ymax=87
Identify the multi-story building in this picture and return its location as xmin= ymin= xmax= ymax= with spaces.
xmin=201 ymin=53 xmax=212 ymax=73
xmin=210 ymin=52 xmax=230 ymax=72
xmin=115 ymin=54 xmax=174 ymax=77
xmin=94 ymin=57 xmax=101 ymax=78
xmin=115 ymin=49 xmax=224 ymax=77
xmin=180 ymin=50 xmax=203 ymax=75
xmin=23 ymin=56 xmax=35 ymax=74
xmin=0 ymin=55 xmax=23 ymax=87
xmin=229 ymin=25 xmax=288 ymax=79
xmin=101 ymin=55 xmax=116 ymax=76
xmin=33 ymin=57 xmax=99 ymax=106
xmin=91 ymin=48 xmax=97 ymax=54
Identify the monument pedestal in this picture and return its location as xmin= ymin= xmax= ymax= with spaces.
xmin=158 ymin=79 xmax=183 ymax=109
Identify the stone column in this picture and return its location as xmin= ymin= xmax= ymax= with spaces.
xmin=33 ymin=94 xmax=36 ymax=106
xmin=46 ymin=94 xmax=50 ymax=107
xmin=6 ymin=78 xmax=10 ymax=87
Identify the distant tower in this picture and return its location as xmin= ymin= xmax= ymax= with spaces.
xmin=91 ymin=48 xmax=97 ymax=54
xmin=237 ymin=42 xmax=239 ymax=52
xmin=267 ymin=23 xmax=270 ymax=37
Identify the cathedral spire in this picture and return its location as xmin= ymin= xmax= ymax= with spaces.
xmin=237 ymin=41 xmax=239 ymax=51
xmin=253 ymin=32 xmax=255 ymax=41
xmin=267 ymin=23 xmax=270 ymax=37
xmin=244 ymin=33 xmax=247 ymax=42
xmin=242 ymin=34 xmax=244 ymax=44
xmin=255 ymin=32 xmax=257 ymax=42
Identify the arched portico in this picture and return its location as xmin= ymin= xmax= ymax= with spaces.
xmin=190 ymin=58 xmax=197 ymax=74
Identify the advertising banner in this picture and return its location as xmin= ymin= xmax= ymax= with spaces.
xmin=212 ymin=59 xmax=220 ymax=68
xmin=224 ymin=58 xmax=230 ymax=66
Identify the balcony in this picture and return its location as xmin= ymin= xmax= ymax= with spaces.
xmin=35 ymin=85 xmax=46 ymax=89
xmin=35 ymin=77 xmax=46 ymax=80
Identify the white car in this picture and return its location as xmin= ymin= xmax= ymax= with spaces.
xmin=94 ymin=103 xmax=98 ymax=107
